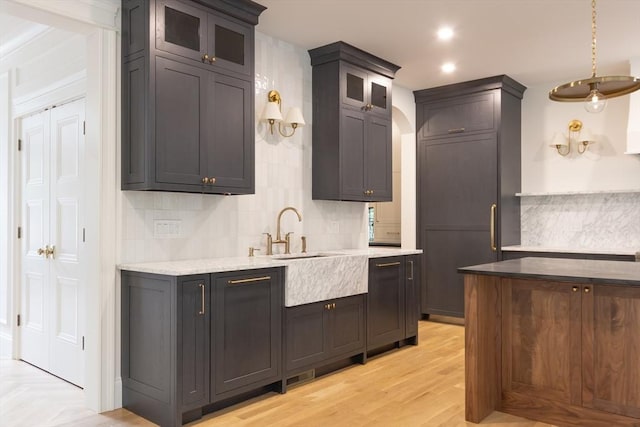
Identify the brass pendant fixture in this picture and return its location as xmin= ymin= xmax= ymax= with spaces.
xmin=549 ymin=0 xmax=640 ymax=112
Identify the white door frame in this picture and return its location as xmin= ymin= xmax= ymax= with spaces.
xmin=6 ymin=0 xmax=120 ymax=413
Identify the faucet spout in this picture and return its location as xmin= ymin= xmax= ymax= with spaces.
xmin=276 ymin=206 xmax=302 ymax=241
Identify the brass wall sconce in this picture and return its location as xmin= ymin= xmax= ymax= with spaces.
xmin=261 ymin=90 xmax=305 ymax=137
xmin=551 ymin=119 xmax=596 ymax=156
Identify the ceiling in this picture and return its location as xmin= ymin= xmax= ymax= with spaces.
xmin=255 ymin=0 xmax=640 ymax=91
xmin=0 ymin=14 xmax=48 ymax=58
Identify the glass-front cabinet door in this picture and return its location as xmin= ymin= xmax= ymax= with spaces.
xmin=368 ymin=74 xmax=392 ymax=118
xmin=341 ymin=64 xmax=368 ymax=111
xmin=156 ymin=0 xmax=208 ymax=62
xmin=208 ymin=13 xmax=253 ymax=76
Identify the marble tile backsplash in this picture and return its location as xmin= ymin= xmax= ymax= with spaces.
xmin=120 ymin=32 xmax=368 ymax=264
xmin=521 ymin=192 xmax=640 ymax=250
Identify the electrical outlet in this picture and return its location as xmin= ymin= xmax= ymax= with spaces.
xmin=154 ymin=220 xmax=182 ymax=238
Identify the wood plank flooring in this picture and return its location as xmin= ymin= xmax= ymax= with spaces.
xmin=1 ymin=320 xmax=553 ymax=427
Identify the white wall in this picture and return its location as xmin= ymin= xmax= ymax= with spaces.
xmin=0 ymin=71 xmax=11 ymax=358
xmin=119 ymin=32 xmax=369 ymax=264
xmin=521 ymin=64 xmax=640 ymax=194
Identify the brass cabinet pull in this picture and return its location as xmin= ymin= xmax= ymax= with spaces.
xmin=408 ymin=260 xmax=414 ymax=280
xmin=202 ymin=177 xmax=209 ymax=184
xmin=490 ymin=203 xmax=497 ymax=252
xmin=448 ymin=127 xmax=465 ymax=134
xmin=376 ymin=261 xmax=401 ymax=268
xmin=198 ymin=283 xmax=205 ymax=315
xmin=227 ymin=276 xmax=271 ymax=285
xmin=584 ymin=287 xmax=591 ymax=294
xmin=202 ymin=54 xmax=210 ymax=63
xmin=209 ymin=177 xmax=216 ymax=184
xmin=209 ymin=56 xmax=216 ymax=63
xmin=201 ymin=177 xmax=217 ymax=185
xmin=572 ymin=286 xmax=579 ymax=292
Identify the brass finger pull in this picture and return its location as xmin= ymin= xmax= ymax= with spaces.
xmin=572 ymin=286 xmax=579 ymax=292
xmin=198 ymin=283 xmax=205 ymax=315
xmin=376 ymin=261 xmax=401 ymax=268
xmin=584 ymin=287 xmax=591 ymax=293
xmin=448 ymin=127 xmax=465 ymax=134
xmin=228 ymin=276 xmax=271 ymax=285
xmin=490 ymin=203 xmax=497 ymax=252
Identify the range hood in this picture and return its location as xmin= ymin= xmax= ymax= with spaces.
xmin=627 ymin=57 xmax=640 ymax=154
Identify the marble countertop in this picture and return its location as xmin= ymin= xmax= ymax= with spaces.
xmin=118 ymin=247 xmax=422 ymax=276
xmin=459 ymin=257 xmax=640 ymax=286
xmin=502 ymin=245 xmax=638 ymax=256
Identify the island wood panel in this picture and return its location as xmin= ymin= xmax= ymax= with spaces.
xmin=501 ymin=278 xmax=582 ymax=405
xmin=582 ymin=285 xmax=640 ymax=418
xmin=464 ymin=274 xmax=501 ymax=423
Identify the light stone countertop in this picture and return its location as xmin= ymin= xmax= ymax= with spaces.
xmin=502 ymin=245 xmax=638 ymax=256
xmin=117 ymin=247 xmax=422 ymax=276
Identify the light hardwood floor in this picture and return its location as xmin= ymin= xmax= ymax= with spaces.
xmin=1 ymin=321 xmax=553 ymax=427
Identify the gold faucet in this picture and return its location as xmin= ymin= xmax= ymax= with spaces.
xmin=265 ymin=206 xmax=302 ymax=255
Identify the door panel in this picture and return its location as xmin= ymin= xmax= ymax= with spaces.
xmin=208 ymin=13 xmax=253 ymax=76
xmin=341 ymin=64 xmax=367 ymax=110
xmin=156 ymin=0 xmax=208 ymax=62
xmin=366 ymin=117 xmax=391 ymax=200
xmin=340 ymin=110 xmax=366 ymax=199
xmin=367 ymin=258 xmax=405 ymax=349
xmin=20 ymin=99 xmax=85 ymax=387
xmin=328 ymin=295 xmax=365 ymax=357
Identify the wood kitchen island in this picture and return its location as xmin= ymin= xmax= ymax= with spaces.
xmin=459 ymin=257 xmax=640 ymax=427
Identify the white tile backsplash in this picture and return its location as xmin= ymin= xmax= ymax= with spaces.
xmin=521 ymin=192 xmax=640 ymax=250
xmin=120 ymin=33 xmax=368 ymax=263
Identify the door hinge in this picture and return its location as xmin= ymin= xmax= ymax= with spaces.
xmin=17 ymin=314 xmax=21 ymax=327
xmin=17 ymin=226 xmax=21 ymax=239
xmin=18 ymin=139 xmax=22 ymax=151
xmin=82 ymin=336 xmax=85 ymax=350
xmin=83 ymin=121 xmax=86 ymax=135
xmin=82 ymin=228 xmax=85 ymax=242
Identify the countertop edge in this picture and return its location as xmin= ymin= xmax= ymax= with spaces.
xmin=502 ymin=245 xmax=638 ymax=256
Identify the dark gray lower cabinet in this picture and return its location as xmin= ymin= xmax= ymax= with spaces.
xmin=285 ymin=294 xmax=365 ymax=377
xmin=367 ymin=256 xmax=419 ymax=352
xmin=121 ymin=267 xmax=283 ymax=426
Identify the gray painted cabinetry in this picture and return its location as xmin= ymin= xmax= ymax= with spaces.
xmin=414 ymin=76 xmax=526 ymax=318
xmin=308 ymin=42 xmax=400 ymax=202
xmin=121 ymin=0 xmax=264 ymax=194
xmin=121 ymin=267 xmax=283 ymax=426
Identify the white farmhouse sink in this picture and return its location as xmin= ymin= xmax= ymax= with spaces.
xmin=275 ymin=253 xmax=368 ymax=307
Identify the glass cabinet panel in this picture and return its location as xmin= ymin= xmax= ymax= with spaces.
xmin=214 ymin=25 xmax=245 ymax=66
xmin=164 ymin=6 xmax=201 ymax=51
xmin=346 ymin=73 xmax=365 ymax=102
xmin=370 ymin=82 xmax=387 ymax=110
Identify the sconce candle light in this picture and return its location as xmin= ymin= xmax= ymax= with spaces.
xmin=261 ymin=90 xmax=305 ymax=137
xmin=551 ymin=119 xmax=596 ymax=156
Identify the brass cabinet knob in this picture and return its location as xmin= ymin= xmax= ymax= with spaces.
xmin=202 ymin=177 xmax=209 ymax=184
xmin=572 ymin=286 xmax=579 ymax=292
xmin=208 ymin=177 xmax=216 ymax=185
xmin=584 ymin=287 xmax=591 ymax=293
xmin=209 ymin=56 xmax=216 ymax=63
xmin=37 ymin=247 xmax=45 ymax=256
xmin=201 ymin=177 xmax=217 ymax=184
xmin=202 ymin=54 xmax=210 ymax=63
xmin=332 ymin=303 xmax=336 ymax=309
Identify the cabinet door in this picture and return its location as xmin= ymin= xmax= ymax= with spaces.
xmin=341 ymin=64 xmax=368 ymax=111
xmin=155 ymin=57 xmax=208 ymax=187
xmin=365 ymin=116 xmax=392 ymax=201
xmin=212 ymin=269 xmax=282 ymax=399
xmin=367 ymin=73 xmax=392 ymax=118
xmin=582 ymin=285 xmax=640 ymax=418
xmin=206 ymin=73 xmax=253 ymax=193
xmin=340 ymin=109 xmax=366 ymax=200
xmin=367 ymin=257 xmax=405 ymax=350
xmin=502 ymin=279 xmax=582 ymax=406
xmin=327 ymin=295 xmax=365 ymax=359
xmin=419 ymin=92 xmax=495 ymax=139
xmin=208 ymin=12 xmax=253 ymax=77
xmin=404 ymin=256 xmax=420 ymax=339
xmin=285 ymin=301 xmax=327 ymax=373
xmin=156 ymin=0 xmax=208 ymax=63
xmin=178 ymin=276 xmax=210 ymax=410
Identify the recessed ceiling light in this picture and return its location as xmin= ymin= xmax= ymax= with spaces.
xmin=437 ymin=26 xmax=454 ymax=41
xmin=441 ymin=62 xmax=456 ymax=73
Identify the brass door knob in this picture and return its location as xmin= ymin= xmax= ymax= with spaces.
xmin=45 ymin=245 xmax=55 ymax=259
xmin=37 ymin=247 xmax=46 ymax=257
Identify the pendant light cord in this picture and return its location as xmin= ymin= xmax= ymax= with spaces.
xmin=591 ymin=0 xmax=597 ymax=78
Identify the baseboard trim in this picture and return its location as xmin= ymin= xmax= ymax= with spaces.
xmin=0 ymin=331 xmax=13 ymax=359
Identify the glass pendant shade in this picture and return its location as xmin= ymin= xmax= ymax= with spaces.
xmin=584 ymin=88 xmax=607 ymax=113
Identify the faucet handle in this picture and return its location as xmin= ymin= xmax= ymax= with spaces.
xmin=248 ymin=247 xmax=260 ymax=257
xmin=262 ymin=233 xmax=273 ymax=255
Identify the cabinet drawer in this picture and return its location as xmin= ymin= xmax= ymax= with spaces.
xmin=420 ymin=92 xmax=495 ymax=139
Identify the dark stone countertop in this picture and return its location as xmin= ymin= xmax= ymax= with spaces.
xmin=458 ymin=257 xmax=640 ymax=286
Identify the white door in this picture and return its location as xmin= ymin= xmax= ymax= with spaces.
xmin=20 ymin=98 xmax=86 ymax=387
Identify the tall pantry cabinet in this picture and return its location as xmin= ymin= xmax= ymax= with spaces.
xmin=414 ymin=75 xmax=526 ymax=318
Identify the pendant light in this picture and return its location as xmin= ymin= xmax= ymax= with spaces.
xmin=549 ymin=0 xmax=640 ymax=113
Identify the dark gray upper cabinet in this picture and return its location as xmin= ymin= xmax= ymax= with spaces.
xmin=414 ymin=75 xmax=526 ymax=318
xmin=309 ymin=42 xmax=400 ymax=202
xmin=121 ymin=0 xmax=265 ymax=195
